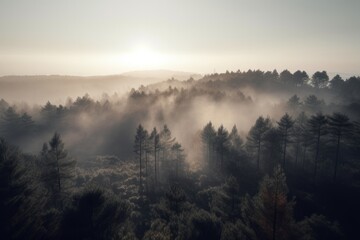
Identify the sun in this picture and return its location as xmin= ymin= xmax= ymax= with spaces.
xmin=117 ymin=45 xmax=167 ymax=70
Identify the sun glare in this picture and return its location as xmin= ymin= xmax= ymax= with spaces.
xmin=113 ymin=45 xmax=169 ymax=70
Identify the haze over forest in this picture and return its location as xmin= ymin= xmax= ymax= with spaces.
xmin=1 ymin=1 xmax=360 ymax=240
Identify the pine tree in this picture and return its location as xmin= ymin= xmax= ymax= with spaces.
xmin=308 ymin=113 xmax=327 ymax=181
xmin=292 ymin=112 xmax=308 ymax=168
xmin=228 ymin=125 xmax=243 ymax=152
xmin=171 ymin=142 xmax=185 ymax=180
xmin=0 ymin=107 xmax=21 ymax=139
xmin=43 ymin=132 xmax=76 ymax=209
xmin=253 ymin=166 xmax=296 ymax=240
xmin=150 ymin=128 xmax=160 ymax=186
xmin=277 ymin=113 xmax=294 ymax=170
xmin=327 ymin=113 xmax=352 ymax=181
xmin=201 ymin=122 xmax=217 ymax=167
xmin=247 ymin=116 xmax=272 ymax=170
xmin=134 ymin=124 xmax=146 ymax=193
xmin=0 ymin=139 xmax=40 ymax=239
xmin=216 ymin=125 xmax=229 ymax=171
xmin=159 ymin=125 xmax=175 ymax=180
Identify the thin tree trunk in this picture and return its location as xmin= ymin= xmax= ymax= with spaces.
xmin=139 ymin=142 xmax=142 ymax=193
xmin=334 ymin=134 xmax=341 ymax=181
xmin=154 ymin=142 xmax=157 ymax=186
xmin=314 ymin=130 xmax=321 ymax=181
xmin=145 ymin=150 xmax=148 ymax=192
xmin=55 ymin=147 xmax=62 ymax=210
xmin=295 ymin=141 xmax=300 ymax=168
xmin=282 ymin=129 xmax=287 ymax=169
xmin=302 ymin=145 xmax=307 ymax=170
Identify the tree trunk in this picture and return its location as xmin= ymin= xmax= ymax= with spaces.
xmin=55 ymin=147 xmax=62 ymax=210
xmin=282 ymin=129 xmax=287 ymax=169
xmin=302 ymin=145 xmax=307 ymax=170
xmin=314 ymin=130 xmax=321 ymax=181
xmin=154 ymin=144 xmax=157 ymax=186
xmin=295 ymin=142 xmax=299 ymax=167
xmin=334 ymin=134 xmax=341 ymax=181
xmin=139 ymin=142 xmax=142 ymax=193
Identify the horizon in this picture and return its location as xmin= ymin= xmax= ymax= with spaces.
xmin=0 ymin=68 xmax=358 ymax=80
xmin=1 ymin=0 xmax=360 ymax=77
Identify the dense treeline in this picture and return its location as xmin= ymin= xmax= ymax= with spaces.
xmin=1 ymin=69 xmax=360 ymax=239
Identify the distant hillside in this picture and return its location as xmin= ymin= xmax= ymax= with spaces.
xmin=0 ymin=70 xmax=201 ymax=104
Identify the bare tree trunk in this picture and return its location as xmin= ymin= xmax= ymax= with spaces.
xmin=334 ymin=134 xmax=341 ymax=181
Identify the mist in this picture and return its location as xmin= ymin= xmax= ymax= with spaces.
xmin=1 ymin=68 xmax=360 ymax=239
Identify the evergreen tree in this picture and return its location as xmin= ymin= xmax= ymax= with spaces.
xmin=43 ymin=132 xmax=76 ymax=209
xmin=134 ymin=124 xmax=146 ymax=193
xmin=252 ymin=166 xmax=297 ymax=240
xmin=308 ymin=113 xmax=327 ymax=181
xmin=216 ymin=125 xmax=229 ymax=171
xmin=292 ymin=112 xmax=308 ymax=168
xmin=327 ymin=113 xmax=352 ymax=180
xmin=311 ymin=71 xmax=329 ymax=88
xmin=0 ymin=139 xmax=41 ymax=239
xmin=277 ymin=113 xmax=294 ymax=170
xmin=201 ymin=122 xmax=216 ymax=167
xmin=287 ymin=95 xmax=302 ymax=113
xmin=159 ymin=125 xmax=175 ymax=180
xmin=228 ymin=125 xmax=243 ymax=152
xmin=150 ymin=128 xmax=160 ymax=186
xmin=19 ymin=112 xmax=35 ymax=136
xmin=293 ymin=70 xmax=308 ymax=86
xmin=171 ymin=142 xmax=185 ymax=180
xmin=247 ymin=116 xmax=272 ymax=170
xmin=0 ymin=107 xmax=21 ymax=139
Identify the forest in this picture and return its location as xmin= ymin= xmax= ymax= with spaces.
xmin=1 ymin=69 xmax=360 ymax=239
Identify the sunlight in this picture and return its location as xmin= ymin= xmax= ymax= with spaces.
xmin=115 ymin=45 xmax=168 ymax=70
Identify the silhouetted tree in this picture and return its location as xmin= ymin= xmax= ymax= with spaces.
xmin=134 ymin=124 xmax=147 ymax=193
xmin=329 ymin=74 xmax=344 ymax=89
xmin=19 ymin=112 xmax=35 ymax=135
xmin=287 ymin=95 xmax=302 ymax=113
xmin=150 ymin=128 xmax=160 ymax=186
xmin=228 ymin=125 xmax=243 ymax=152
xmin=216 ymin=125 xmax=229 ymax=171
xmin=292 ymin=112 xmax=308 ymax=167
xmin=0 ymin=107 xmax=21 ymax=139
xmin=171 ymin=142 xmax=185 ymax=180
xmin=0 ymin=139 xmax=40 ymax=239
xmin=308 ymin=113 xmax=327 ymax=181
xmin=247 ymin=116 xmax=272 ymax=170
xmin=279 ymin=70 xmax=293 ymax=85
xmin=327 ymin=113 xmax=352 ymax=180
xmin=44 ymin=132 xmax=76 ymax=209
xmin=201 ymin=122 xmax=216 ymax=167
xmin=263 ymin=128 xmax=282 ymax=171
xmin=311 ymin=71 xmax=329 ymax=88
xmin=277 ymin=113 xmax=294 ymax=170
xmin=304 ymin=95 xmax=324 ymax=113
xmin=293 ymin=70 xmax=309 ymax=86
xmin=160 ymin=125 xmax=175 ymax=180
xmin=247 ymin=166 xmax=297 ymax=240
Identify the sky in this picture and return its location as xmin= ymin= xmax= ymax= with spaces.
xmin=0 ymin=0 xmax=360 ymax=76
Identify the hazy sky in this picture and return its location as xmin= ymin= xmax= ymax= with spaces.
xmin=1 ymin=0 xmax=360 ymax=76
